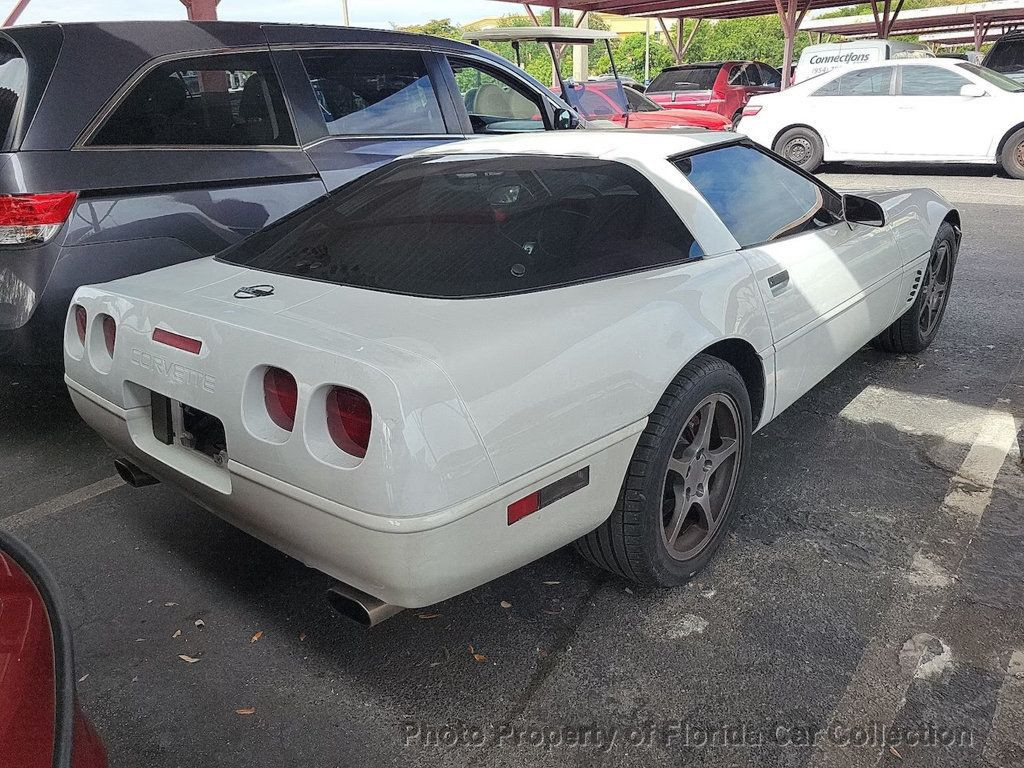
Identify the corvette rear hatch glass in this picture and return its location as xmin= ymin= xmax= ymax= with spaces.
xmin=218 ymin=154 xmax=701 ymax=298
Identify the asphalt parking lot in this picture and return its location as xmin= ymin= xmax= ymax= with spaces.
xmin=2 ymin=166 xmax=1022 ymax=768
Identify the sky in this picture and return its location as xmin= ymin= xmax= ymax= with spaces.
xmin=12 ymin=0 xmax=512 ymax=28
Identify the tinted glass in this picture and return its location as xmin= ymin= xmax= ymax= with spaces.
xmin=959 ymin=62 xmax=1024 ymax=91
xmin=449 ymin=58 xmax=545 ymax=133
xmin=814 ymin=66 xmax=893 ymax=96
xmin=983 ymin=37 xmax=1024 ymax=75
xmin=678 ymin=144 xmax=840 ymax=247
xmin=302 ymin=49 xmax=444 ymax=136
xmin=220 ymin=155 xmax=701 ymax=298
xmin=649 ymin=66 xmax=719 ymax=92
xmin=92 ymin=53 xmax=295 ymax=146
xmin=578 ymin=89 xmax=617 ymax=117
xmin=623 ymin=85 xmax=659 ymax=112
xmin=729 ymin=63 xmax=761 ymax=87
xmin=0 ymin=39 xmax=25 ymax=150
xmin=899 ymin=65 xmax=969 ymax=96
xmin=759 ymin=64 xmax=782 ymax=89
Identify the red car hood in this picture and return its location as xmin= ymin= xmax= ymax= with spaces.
xmin=620 ymin=109 xmax=729 ymax=130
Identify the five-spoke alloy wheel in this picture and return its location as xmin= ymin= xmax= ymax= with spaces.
xmin=577 ymin=354 xmax=752 ymax=586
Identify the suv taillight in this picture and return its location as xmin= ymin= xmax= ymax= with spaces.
xmin=742 ymin=105 xmax=762 ymax=117
xmin=326 ymin=387 xmax=371 ymax=459
xmin=263 ymin=367 xmax=298 ymax=431
xmin=0 ymin=192 xmax=78 ymax=245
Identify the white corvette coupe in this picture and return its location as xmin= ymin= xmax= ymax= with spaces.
xmin=64 ymin=132 xmax=959 ymax=625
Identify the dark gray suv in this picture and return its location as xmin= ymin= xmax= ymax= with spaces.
xmin=0 ymin=21 xmax=579 ymax=362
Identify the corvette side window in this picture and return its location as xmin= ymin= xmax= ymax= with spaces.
xmin=677 ymin=144 xmax=841 ymax=247
xmin=219 ymin=155 xmax=701 ymax=297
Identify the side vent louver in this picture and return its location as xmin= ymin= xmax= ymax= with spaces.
xmin=908 ymin=268 xmax=923 ymax=304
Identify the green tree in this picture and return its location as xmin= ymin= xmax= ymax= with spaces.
xmin=394 ymin=18 xmax=461 ymax=40
xmin=593 ymin=32 xmax=677 ymax=82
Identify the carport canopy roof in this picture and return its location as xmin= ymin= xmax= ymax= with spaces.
xmin=488 ymin=0 xmax=878 ymax=21
xmin=800 ymin=0 xmax=1024 ymax=37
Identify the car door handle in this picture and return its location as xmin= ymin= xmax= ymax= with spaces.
xmin=767 ymin=270 xmax=790 ymax=294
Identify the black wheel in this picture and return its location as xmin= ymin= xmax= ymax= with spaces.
xmin=999 ymin=127 xmax=1024 ymax=180
xmin=773 ymin=126 xmax=823 ymax=172
xmin=576 ymin=354 xmax=752 ymax=586
xmin=873 ymin=221 xmax=957 ymax=354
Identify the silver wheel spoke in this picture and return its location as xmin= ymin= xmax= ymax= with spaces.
xmin=707 ymin=436 xmax=738 ymax=475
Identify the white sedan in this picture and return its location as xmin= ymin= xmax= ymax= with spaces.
xmin=63 ymin=132 xmax=959 ymax=624
xmin=739 ymin=58 xmax=1024 ymax=178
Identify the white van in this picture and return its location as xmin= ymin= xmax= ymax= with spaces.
xmin=794 ymin=39 xmax=932 ymax=83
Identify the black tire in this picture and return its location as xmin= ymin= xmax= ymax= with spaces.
xmin=872 ymin=221 xmax=957 ymax=354
xmin=999 ymin=127 xmax=1024 ymax=180
xmin=773 ymin=126 xmax=824 ymax=173
xmin=576 ymin=354 xmax=752 ymax=586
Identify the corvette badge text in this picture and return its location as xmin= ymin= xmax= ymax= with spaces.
xmin=130 ymin=347 xmax=216 ymax=394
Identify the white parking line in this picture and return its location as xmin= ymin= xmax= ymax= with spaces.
xmin=983 ymin=651 xmax=1024 ymax=768
xmin=1 ymin=475 xmax=124 ymax=531
xmin=810 ymin=390 xmax=1019 ymax=768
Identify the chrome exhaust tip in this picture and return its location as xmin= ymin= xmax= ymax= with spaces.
xmin=113 ymin=458 xmax=159 ymax=488
xmin=326 ymin=582 xmax=403 ymax=627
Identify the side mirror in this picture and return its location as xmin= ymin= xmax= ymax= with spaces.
xmin=0 ymin=531 xmax=107 ymax=768
xmin=553 ymin=107 xmax=579 ymax=130
xmin=960 ymin=83 xmax=987 ymax=98
xmin=843 ymin=194 xmax=885 ymax=227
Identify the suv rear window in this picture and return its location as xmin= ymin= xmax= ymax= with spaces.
xmin=648 ymin=66 xmax=720 ymax=92
xmin=0 ymin=38 xmax=26 ymax=150
xmin=90 ymin=52 xmax=295 ymax=147
xmin=219 ymin=155 xmax=701 ymax=298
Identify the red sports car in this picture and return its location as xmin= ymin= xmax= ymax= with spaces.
xmin=559 ymin=80 xmax=732 ymax=131
xmin=0 ymin=532 xmax=107 ymax=768
xmin=646 ymin=61 xmax=781 ymax=124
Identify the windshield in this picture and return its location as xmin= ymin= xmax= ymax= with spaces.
xmin=623 ymin=85 xmax=660 ymax=112
xmin=983 ymin=37 xmax=1024 ymax=74
xmin=959 ymin=61 xmax=1024 ymax=91
xmin=648 ymin=66 xmax=718 ymax=92
xmin=562 ymin=80 xmax=630 ymax=119
xmin=218 ymin=154 xmax=700 ymax=298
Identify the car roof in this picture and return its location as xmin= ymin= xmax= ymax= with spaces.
xmin=413 ymin=130 xmax=736 ymax=162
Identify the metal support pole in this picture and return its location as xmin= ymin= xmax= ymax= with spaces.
xmin=341 ymin=0 xmax=349 ymax=26
xmin=573 ymin=9 xmax=588 ymax=82
xmin=180 ymin=0 xmax=219 ymax=21
xmin=3 ymin=0 xmax=30 ymax=26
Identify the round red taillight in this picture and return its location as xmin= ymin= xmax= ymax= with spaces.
xmin=74 ymin=305 xmax=87 ymax=344
xmin=326 ymin=387 xmax=371 ymax=459
xmin=263 ymin=367 xmax=298 ymax=431
xmin=101 ymin=314 xmax=116 ymax=356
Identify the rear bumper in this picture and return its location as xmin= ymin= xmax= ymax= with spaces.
xmin=66 ymin=375 xmax=644 ymax=608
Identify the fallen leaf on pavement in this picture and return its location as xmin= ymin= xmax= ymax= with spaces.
xmin=194 ymin=619 xmax=205 ymax=629
xmin=78 ymin=674 xmax=89 ymax=683
xmin=889 ymin=747 xmax=902 ymax=760
xmin=299 ymin=633 xmax=306 ymax=642
xmin=500 ymin=601 xmax=512 ymax=609
xmin=250 ymin=631 xmax=263 ymax=644
xmin=235 ymin=707 xmax=256 ymax=716
xmin=178 ymin=655 xmax=200 ymax=664
xmin=417 ymin=612 xmax=441 ymax=620
xmin=542 ymin=581 xmax=560 ymax=585
xmin=473 ymin=653 xmax=487 ymax=663
xmin=163 ymin=602 xmax=178 ymax=607
xmin=172 ymin=629 xmax=181 ymax=638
